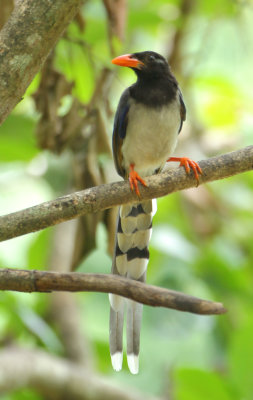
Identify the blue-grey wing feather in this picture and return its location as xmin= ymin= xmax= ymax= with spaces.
xmin=178 ymin=88 xmax=186 ymax=134
xmin=112 ymin=88 xmax=131 ymax=177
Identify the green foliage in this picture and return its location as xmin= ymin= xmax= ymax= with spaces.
xmin=174 ymin=368 xmax=232 ymax=400
xmin=2 ymin=390 xmax=43 ymax=400
xmin=27 ymin=229 xmax=52 ymax=270
xmin=228 ymin=316 xmax=253 ymax=400
xmin=0 ymin=115 xmax=38 ymax=162
xmin=0 ymin=0 xmax=253 ymax=398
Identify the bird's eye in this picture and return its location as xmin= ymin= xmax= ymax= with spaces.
xmin=148 ymin=55 xmax=156 ymax=62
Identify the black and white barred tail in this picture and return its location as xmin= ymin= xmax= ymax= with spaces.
xmin=109 ymin=199 xmax=156 ymax=374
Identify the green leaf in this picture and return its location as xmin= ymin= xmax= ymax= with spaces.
xmin=0 ymin=115 xmax=38 ymax=162
xmin=174 ymin=368 xmax=232 ymax=400
xmin=195 ymin=0 xmax=236 ymax=17
xmin=10 ymin=388 xmax=44 ymax=400
xmin=194 ymin=75 xmax=241 ymax=128
xmin=228 ymin=317 xmax=253 ymax=400
xmin=27 ymin=229 xmax=52 ymax=270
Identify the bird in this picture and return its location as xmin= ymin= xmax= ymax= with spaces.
xmin=109 ymin=51 xmax=202 ymax=374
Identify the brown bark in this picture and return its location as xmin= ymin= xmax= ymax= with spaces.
xmin=0 ymin=0 xmax=82 ymax=125
xmin=0 ymin=346 xmax=159 ymax=400
xmin=0 ymin=145 xmax=252 ymax=242
xmin=103 ymin=0 xmax=127 ymax=54
xmin=0 ymin=0 xmax=14 ymax=30
xmin=0 ymin=268 xmax=226 ymax=315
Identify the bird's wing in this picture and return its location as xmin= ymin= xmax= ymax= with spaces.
xmin=112 ymin=88 xmax=131 ymax=178
xmin=178 ymin=88 xmax=186 ymax=134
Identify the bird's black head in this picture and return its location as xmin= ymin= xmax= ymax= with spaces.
xmin=112 ymin=51 xmax=170 ymax=80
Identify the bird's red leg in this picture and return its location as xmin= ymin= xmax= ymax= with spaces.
xmin=129 ymin=163 xmax=147 ymax=197
xmin=167 ymin=157 xmax=202 ymax=184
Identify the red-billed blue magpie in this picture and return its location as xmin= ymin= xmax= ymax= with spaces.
xmin=109 ymin=51 xmax=202 ymax=374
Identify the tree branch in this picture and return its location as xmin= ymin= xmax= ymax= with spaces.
xmin=0 ymin=268 xmax=226 ymax=315
xmin=0 ymin=145 xmax=252 ymax=242
xmin=0 ymin=0 xmax=82 ymax=125
xmin=0 ymin=346 xmax=160 ymax=400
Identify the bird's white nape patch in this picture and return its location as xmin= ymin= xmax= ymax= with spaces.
xmin=111 ymin=352 xmax=123 ymax=372
xmin=127 ymin=353 xmax=139 ymax=374
xmin=155 ymin=57 xmax=166 ymax=64
xmin=109 ymin=293 xmax=125 ymax=312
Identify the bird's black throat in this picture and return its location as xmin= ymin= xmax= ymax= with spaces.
xmin=129 ymin=74 xmax=178 ymax=108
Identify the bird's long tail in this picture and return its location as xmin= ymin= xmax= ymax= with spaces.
xmin=109 ymin=199 xmax=155 ymax=374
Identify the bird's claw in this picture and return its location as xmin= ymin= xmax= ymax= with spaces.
xmin=129 ymin=164 xmax=147 ymax=197
xmin=179 ymin=157 xmax=202 ymax=184
xmin=167 ymin=157 xmax=202 ymax=185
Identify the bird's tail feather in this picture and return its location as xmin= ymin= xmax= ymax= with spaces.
xmin=109 ymin=199 xmax=155 ymax=374
xmin=109 ymin=303 xmax=124 ymax=371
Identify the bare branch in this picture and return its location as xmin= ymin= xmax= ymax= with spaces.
xmin=0 ymin=0 xmax=82 ymax=125
xmin=0 ymin=346 xmax=160 ymax=400
xmin=0 ymin=145 xmax=252 ymax=242
xmin=103 ymin=0 xmax=127 ymax=48
xmin=0 ymin=268 xmax=226 ymax=315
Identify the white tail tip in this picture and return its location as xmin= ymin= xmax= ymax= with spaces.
xmin=127 ymin=354 xmax=139 ymax=374
xmin=111 ymin=352 xmax=123 ymax=372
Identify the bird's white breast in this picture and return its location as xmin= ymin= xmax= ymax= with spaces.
xmin=121 ymin=95 xmax=181 ymax=177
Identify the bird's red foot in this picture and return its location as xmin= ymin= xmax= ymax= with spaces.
xmin=129 ymin=164 xmax=147 ymax=197
xmin=167 ymin=157 xmax=202 ymax=185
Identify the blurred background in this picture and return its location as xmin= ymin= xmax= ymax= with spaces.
xmin=0 ymin=0 xmax=253 ymax=399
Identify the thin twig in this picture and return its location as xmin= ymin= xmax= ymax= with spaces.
xmin=0 ymin=145 xmax=253 ymax=242
xmin=0 ymin=268 xmax=226 ymax=315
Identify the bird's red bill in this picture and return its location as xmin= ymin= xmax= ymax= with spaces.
xmin=112 ymin=54 xmax=144 ymax=69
